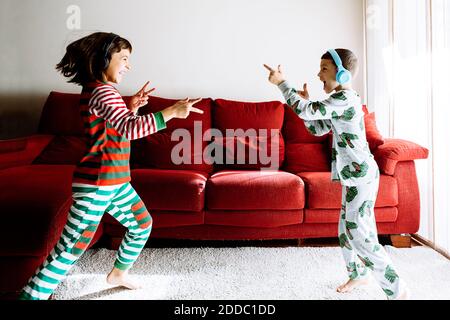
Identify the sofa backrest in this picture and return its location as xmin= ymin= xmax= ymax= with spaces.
xmin=38 ymin=91 xmax=84 ymax=136
xmin=34 ymin=91 xmax=338 ymax=173
xmin=281 ymin=105 xmax=331 ymax=173
xmin=211 ymin=99 xmax=285 ymax=170
xmin=131 ymin=96 xmax=214 ymax=173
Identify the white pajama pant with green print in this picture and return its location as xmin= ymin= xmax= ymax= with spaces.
xmin=339 ymin=177 xmax=406 ymax=299
xmin=19 ymin=182 xmax=152 ymax=300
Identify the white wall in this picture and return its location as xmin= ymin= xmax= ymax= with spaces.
xmin=0 ymin=0 xmax=365 ymax=138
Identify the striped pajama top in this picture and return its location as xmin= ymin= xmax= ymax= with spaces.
xmin=73 ymin=81 xmax=166 ymax=186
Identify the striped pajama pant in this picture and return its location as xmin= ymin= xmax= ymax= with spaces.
xmin=338 ymin=176 xmax=407 ymax=299
xmin=19 ymin=182 xmax=152 ymax=300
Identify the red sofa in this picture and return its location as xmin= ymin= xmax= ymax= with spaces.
xmin=0 ymin=91 xmax=429 ymax=297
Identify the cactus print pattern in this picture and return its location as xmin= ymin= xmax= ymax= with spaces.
xmin=338 ymin=179 xmax=406 ymax=299
xmin=341 ymin=161 xmax=369 ymax=180
xmin=278 ymin=81 xmax=378 ymax=186
xmin=338 ymin=132 xmax=359 ymax=148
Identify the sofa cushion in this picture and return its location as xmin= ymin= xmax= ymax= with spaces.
xmin=282 ymin=105 xmax=330 ymax=144
xmin=206 ymin=170 xmax=304 ymax=210
xmin=303 ymin=207 xmax=398 ymax=224
xmin=129 ymin=169 xmax=208 ymax=212
xmin=211 ymin=134 xmax=285 ymax=170
xmin=132 ymin=96 xmax=214 ymax=173
xmin=283 ymin=143 xmax=331 ymax=173
xmin=205 ymin=210 xmax=303 ymax=228
xmin=362 ymin=105 xmax=385 ymax=152
xmin=212 ymin=99 xmax=285 ymax=169
xmin=32 ymin=136 xmax=88 ymax=165
xmin=38 ymin=91 xmax=84 ymax=136
xmin=0 ymin=165 xmax=76 ymax=256
xmin=102 ymin=210 xmax=204 ymax=231
xmin=298 ymin=172 xmax=398 ymax=209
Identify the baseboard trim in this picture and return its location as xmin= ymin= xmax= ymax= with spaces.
xmin=411 ymin=234 xmax=450 ymax=260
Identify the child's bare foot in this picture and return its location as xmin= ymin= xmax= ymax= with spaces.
xmin=336 ymin=278 xmax=370 ymax=293
xmin=106 ymin=268 xmax=142 ymax=290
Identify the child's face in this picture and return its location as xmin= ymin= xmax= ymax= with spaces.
xmin=103 ymin=48 xmax=131 ymax=84
xmin=317 ymin=59 xmax=339 ymax=94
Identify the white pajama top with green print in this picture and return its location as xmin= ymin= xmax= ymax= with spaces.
xmin=278 ymin=81 xmax=379 ymax=186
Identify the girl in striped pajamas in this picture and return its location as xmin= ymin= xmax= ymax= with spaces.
xmin=19 ymin=32 xmax=203 ymax=300
xmin=264 ymin=49 xmax=410 ymax=300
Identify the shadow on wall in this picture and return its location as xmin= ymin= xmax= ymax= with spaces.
xmin=0 ymin=93 xmax=49 ymax=139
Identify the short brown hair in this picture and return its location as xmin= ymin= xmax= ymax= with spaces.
xmin=56 ymin=32 xmax=132 ymax=86
xmin=321 ymin=49 xmax=358 ymax=77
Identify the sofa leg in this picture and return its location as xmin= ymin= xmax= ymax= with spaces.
xmin=389 ymin=234 xmax=411 ymax=248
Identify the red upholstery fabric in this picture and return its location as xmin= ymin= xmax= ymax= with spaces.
xmin=207 ymin=170 xmax=304 ymax=210
xmin=212 ymin=99 xmax=285 ymax=169
xmin=38 ymin=92 xmax=84 ymax=136
xmin=102 ymin=210 xmax=204 ymax=232
xmin=0 ymin=137 xmax=27 ymax=154
xmin=0 ymin=165 xmax=74 ymax=255
xmin=205 ymin=210 xmax=303 ymax=228
xmin=303 ymin=208 xmax=398 ymax=224
xmin=33 ymin=136 xmax=88 ymax=165
xmin=385 ymin=161 xmax=421 ymax=234
xmin=374 ymin=138 xmax=429 ymax=175
xmin=0 ymin=135 xmax=53 ymax=170
xmin=129 ymin=169 xmax=208 ymax=212
xmin=213 ymin=99 xmax=284 ymax=131
xmin=132 ymin=96 xmax=214 ymax=173
xmin=362 ymin=105 xmax=385 ymax=152
xmin=282 ymin=105 xmax=330 ymax=144
xmin=298 ymin=172 xmax=398 ymax=209
xmin=211 ymin=134 xmax=285 ymax=170
xmin=283 ymin=143 xmax=330 ymax=173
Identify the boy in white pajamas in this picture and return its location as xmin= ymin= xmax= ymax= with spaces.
xmin=264 ymin=49 xmax=410 ymax=300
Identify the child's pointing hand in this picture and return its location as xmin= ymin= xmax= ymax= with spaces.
xmin=263 ymin=64 xmax=286 ymax=86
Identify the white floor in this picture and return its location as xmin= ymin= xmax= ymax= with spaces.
xmin=53 ymin=245 xmax=450 ymax=300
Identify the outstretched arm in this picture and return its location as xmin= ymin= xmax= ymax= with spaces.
xmin=89 ymin=85 xmax=203 ymax=140
xmin=263 ymin=64 xmax=352 ymax=121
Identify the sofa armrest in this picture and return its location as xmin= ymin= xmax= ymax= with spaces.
xmin=0 ymin=135 xmax=54 ymax=170
xmin=374 ymin=138 xmax=429 ymax=175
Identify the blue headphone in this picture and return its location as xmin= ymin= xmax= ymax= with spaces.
xmin=328 ymin=49 xmax=352 ymax=85
xmin=101 ymin=33 xmax=119 ymax=70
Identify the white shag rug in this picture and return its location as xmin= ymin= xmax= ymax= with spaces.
xmin=52 ymin=246 xmax=450 ymax=300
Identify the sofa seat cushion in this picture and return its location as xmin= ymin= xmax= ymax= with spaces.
xmin=298 ymin=172 xmax=398 ymax=209
xmin=102 ymin=210 xmax=204 ymax=232
xmin=303 ymin=208 xmax=398 ymax=224
xmin=129 ymin=169 xmax=208 ymax=212
xmin=0 ymin=165 xmax=77 ymax=256
xmin=206 ymin=170 xmax=305 ymax=210
xmin=205 ymin=210 xmax=303 ymax=228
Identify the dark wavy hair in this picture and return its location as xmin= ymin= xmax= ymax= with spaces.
xmin=56 ymin=32 xmax=132 ymax=86
xmin=321 ymin=48 xmax=359 ymax=77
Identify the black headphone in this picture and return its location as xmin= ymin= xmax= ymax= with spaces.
xmin=101 ymin=33 xmax=119 ymax=70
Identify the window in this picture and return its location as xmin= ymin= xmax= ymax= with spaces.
xmin=365 ymin=0 xmax=450 ymax=255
